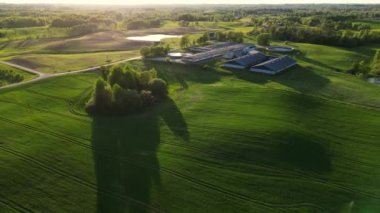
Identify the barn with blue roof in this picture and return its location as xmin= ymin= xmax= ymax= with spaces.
xmin=222 ymin=51 xmax=268 ymax=69
xmin=250 ymin=56 xmax=297 ymax=75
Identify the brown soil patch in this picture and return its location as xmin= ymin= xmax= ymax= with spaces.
xmin=7 ymin=58 xmax=46 ymax=70
xmin=44 ymin=31 xmax=150 ymax=53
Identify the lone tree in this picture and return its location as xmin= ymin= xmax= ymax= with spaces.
xmin=257 ymin=33 xmax=271 ymax=46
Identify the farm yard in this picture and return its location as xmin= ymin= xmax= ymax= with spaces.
xmin=0 ymin=3 xmax=380 ymax=213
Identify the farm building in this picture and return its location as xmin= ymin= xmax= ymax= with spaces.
xmin=250 ymin=56 xmax=297 ymax=75
xmin=183 ymin=43 xmax=248 ymax=64
xmin=223 ymin=45 xmax=256 ymax=59
xmin=189 ymin=42 xmax=237 ymax=53
xmin=223 ymin=51 xmax=268 ymax=69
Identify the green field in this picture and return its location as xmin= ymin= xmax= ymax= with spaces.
xmin=3 ymin=50 xmax=139 ymax=73
xmin=354 ymin=20 xmax=380 ymax=31
xmin=0 ymin=56 xmax=379 ymax=212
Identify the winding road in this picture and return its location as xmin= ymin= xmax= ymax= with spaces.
xmin=0 ymin=56 xmax=142 ymax=90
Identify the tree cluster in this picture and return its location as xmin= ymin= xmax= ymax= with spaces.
xmin=68 ymin=23 xmax=98 ymax=37
xmin=349 ymin=60 xmax=370 ymax=77
xmin=252 ymin=26 xmax=380 ymax=48
xmin=140 ymin=45 xmax=170 ymax=58
xmin=256 ymin=33 xmax=271 ymax=46
xmin=370 ymin=50 xmax=380 ymax=76
xmin=51 ymin=17 xmax=86 ymax=28
xmin=86 ymin=65 xmax=168 ymax=115
xmin=0 ymin=17 xmax=45 ymax=28
xmin=194 ymin=31 xmax=244 ymax=46
xmin=125 ymin=19 xmax=161 ymax=30
xmin=0 ymin=70 xmax=24 ymax=83
xmin=214 ymin=31 xmax=244 ymax=43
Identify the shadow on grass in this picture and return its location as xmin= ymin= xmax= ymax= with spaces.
xmin=143 ymin=61 xmax=222 ymax=88
xmin=274 ymin=132 xmax=331 ymax=173
xmin=233 ymin=65 xmax=330 ymax=93
xmin=91 ymin=98 xmax=188 ymax=213
xmin=297 ymin=55 xmax=343 ymax=72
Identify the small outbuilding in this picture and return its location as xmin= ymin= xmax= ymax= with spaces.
xmin=250 ymin=56 xmax=297 ymax=75
xmin=223 ymin=51 xmax=268 ymax=69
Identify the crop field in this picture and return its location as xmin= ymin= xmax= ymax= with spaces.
xmin=3 ymin=50 xmax=139 ymax=73
xmin=0 ymin=55 xmax=379 ymax=212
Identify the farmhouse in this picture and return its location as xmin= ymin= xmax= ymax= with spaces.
xmin=223 ymin=51 xmax=268 ymax=69
xmin=250 ymin=56 xmax=297 ymax=75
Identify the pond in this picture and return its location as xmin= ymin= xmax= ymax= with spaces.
xmin=126 ymin=34 xmax=182 ymax=42
xmin=368 ymin=77 xmax=380 ymax=86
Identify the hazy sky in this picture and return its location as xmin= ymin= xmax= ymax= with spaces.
xmin=1 ymin=0 xmax=380 ymax=4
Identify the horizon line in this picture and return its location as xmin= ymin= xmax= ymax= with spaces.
xmin=1 ymin=2 xmax=380 ymax=6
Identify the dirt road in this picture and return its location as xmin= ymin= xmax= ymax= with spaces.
xmin=0 ymin=56 xmax=141 ymax=90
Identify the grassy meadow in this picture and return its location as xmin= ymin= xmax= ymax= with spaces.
xmin=0 ymin=55 xmax=380 ymax=212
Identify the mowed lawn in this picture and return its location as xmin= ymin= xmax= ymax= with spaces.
xmin=0 ymin=59 xmax=380 ymax=212
xmin=3 ymin=50 xmax=139 ymax=73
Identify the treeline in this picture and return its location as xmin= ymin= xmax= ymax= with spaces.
xmin=251 ymin=27 xmax=380 ymax=48
xmin=68 ymin=23 xmax=98 ymax=37
xmin=196 ymin=31 xmax=244 ymax=45
xmin=252 ymin=15 xmax=372 ymax=31
xmin=0 ymin=17 xmax=45 ymax=28
xmin=0 ymin=70 xmax=24 ymax=84
xmin=86 ymin=65 xmax=168 ymax=115
xmin=124 ymin=19 xmax=161 ymax=30
xmin=51 ymin=16 xmax=116 ymax=28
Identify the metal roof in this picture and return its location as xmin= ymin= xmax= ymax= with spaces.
xmin=225 ymin=52 xmax=268 ymax=67
xmin=251 ymin=56 xmax=296 ymax=72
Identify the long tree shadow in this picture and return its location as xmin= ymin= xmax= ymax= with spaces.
xmin=91 ymin=98 xmax=188 ymax=213
xmin=274 ymin=131 xmax=332 ymax=173
xmin=233 ymin=65 xmax=330 ymax=93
